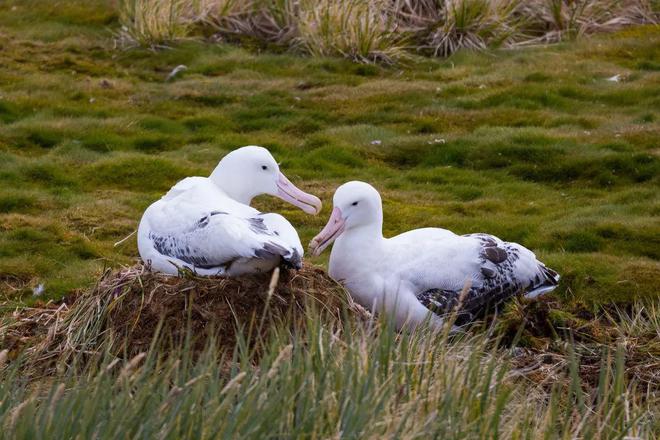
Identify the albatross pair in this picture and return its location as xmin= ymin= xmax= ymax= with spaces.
xmin=139 ymin=147 xmax=560 ymax=328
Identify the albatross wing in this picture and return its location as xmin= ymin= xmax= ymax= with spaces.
xmin=408 ymin=231 xmax=559 ymax=325
xmin=138 ymin=190 xmax=301 ymax=276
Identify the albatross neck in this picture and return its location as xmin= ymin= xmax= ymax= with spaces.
xmin=209 ymin=165 xmax=256 ymax=205
xmin=343 ymin=220 xmax=385 ymax=248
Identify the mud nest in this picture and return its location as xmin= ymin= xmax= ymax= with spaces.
xmin=2 ymin=263 xmax=367 ymax=373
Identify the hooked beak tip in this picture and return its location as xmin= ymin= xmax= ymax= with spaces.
xmin=308 ymin=197 xmax=323 ymax=215
xmin=308 ymin=239 xmax=322 ymax=257
xmin=309 ymin=207 xmax=345 ymax=256
xmin=276 ymin=173 xmax=322 ymax=215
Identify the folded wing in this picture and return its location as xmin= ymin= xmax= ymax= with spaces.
xmin=141 ymin=198 xmax=300 ymax=275
xmin=405 ymin=231 xmax=559 ymax=325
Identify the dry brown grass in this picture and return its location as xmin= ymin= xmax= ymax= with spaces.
xmin=500 ymin=298 xmax=660 ymax=393
xmin=1 ymin=263 xmax=367 ymax=375
xmin=201 ymin=0 xmax=297 ymax=44
xmin=117 ymin=0 xmax=194 ymax=48
xmin=294 ymin=0 xmax=408 ymax=64
xmin=4 ymin=264 xmax=659 ymax=397
xmin=395 ymin=0 xmax=522 ymax=55
xmin=518 ymin=0 xmax=659 ymax=44
xmin=2 ymin=264 xmax=658 ymax=437
xmin=117 ymin=0 xmax=658 ymax=59
xmin=395 ymin=0 xmax=658 ymax=55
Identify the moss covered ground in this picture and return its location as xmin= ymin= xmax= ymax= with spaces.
xmin=0 ymin=0 xmax=658 ymax=306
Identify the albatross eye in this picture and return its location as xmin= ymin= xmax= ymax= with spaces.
xmin=261 ymin=165 xmax=268 ymax=170
xmin=352 ymin=201 xmax=359 ymax=206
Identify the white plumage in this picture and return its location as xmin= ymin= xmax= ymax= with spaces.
xmin=138 ymin=146 xmax=321 ymax=276
xmin=310 ymin=181 xmax=559 ymax=330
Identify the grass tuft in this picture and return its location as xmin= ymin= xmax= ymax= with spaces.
xmin=117 ymin=0 xmax=194 ymax=48
xmin=1 ymin=293 xmax=658 ymax=438
xmin=113 ymin=0 xmax=658 ymax=60
xmin=519 ymin=0 xmax=659 ymax=44
xmin=295 ymin=0 xmax=408 ymax=64
xmin=398 ymin=0 xmax=523 ymax=56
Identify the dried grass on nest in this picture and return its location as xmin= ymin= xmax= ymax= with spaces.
xmin=3 ymin=268 xmax=658 ymax=392
xmin=1 ymin=263 xmax=369 ymax=374
xmin=504 ymin=298 xmax=660 ymax=393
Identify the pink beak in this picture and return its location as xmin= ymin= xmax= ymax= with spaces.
xmin=276 ymin=172 xmax=322 ymax=215
xmin=309 ymin=207 xmax=345 ymax=256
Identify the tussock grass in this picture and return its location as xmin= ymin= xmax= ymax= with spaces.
xmin=396 ymin=0 xmax=523 ymax=56
xmin=230 ymin=0 xmax=300 ymax=43
xmin=117 ymin=0 xmax=194 ymax=48
xmin=117 ymin=0 xmax=658 ymax=60
xmin=1 ymin=299 xmax=658 ymax=438
xmin=194 ymin=0 xmax=244 ymax=23
xmin=519 ymin=0 xmax=659 ymax=44
xmin=295 ymin=0 xmax=407 ymax=64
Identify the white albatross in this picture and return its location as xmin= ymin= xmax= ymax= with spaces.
xmin=309 ymin=181 xmax=560 ymax=330
xmin=138 ymin=146 xmax=321 ymax=276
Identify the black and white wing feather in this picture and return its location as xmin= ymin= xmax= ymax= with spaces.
xmin=395 ymin=230 xmax=559 ymax=325
xmin=141 ymin=200 xmax=301 ymax=275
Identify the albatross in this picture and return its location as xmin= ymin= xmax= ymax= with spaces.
xmin=138 ymin=146 xmax=321 ymax=276
xmin=309 ymin=181 xmax=559 ymax=330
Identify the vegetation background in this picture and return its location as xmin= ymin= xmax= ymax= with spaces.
xmin=0 ymin=0 xmax=658 ymax=438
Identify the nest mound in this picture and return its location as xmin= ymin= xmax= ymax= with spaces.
xmin=3 ymin=263 xmax=363 ymax=372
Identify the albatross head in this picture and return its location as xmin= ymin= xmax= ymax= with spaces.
xmin=209 ymin=146 xmax=322 ymax=214
xmin=309 ymin=181 xmax=383 ymax=256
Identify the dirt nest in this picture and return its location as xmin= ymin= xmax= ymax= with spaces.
xmin=2 ymin=263 xmax=367 ymax=373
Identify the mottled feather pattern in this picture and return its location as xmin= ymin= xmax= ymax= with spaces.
xmin=149 ymin=211 xmax=297 ymax=271
xmin=418 ymin=282 xmax=524 ymax=326
xmin=150 ymin=232 xmax=218 ymax=268
xmin=196 ymin=211 xmax=228 ymax=229
xmin=247 ymin=217 xmax=270 ymax=234
xmin=416 ymin=233 xmax=559 ymax=325
xmin=284 ymin=248 xmax=302 ymax=269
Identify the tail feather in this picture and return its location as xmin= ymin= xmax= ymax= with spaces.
xmin=525 ymin=264 xmax=560 ymax=299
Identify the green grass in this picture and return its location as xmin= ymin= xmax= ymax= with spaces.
xmin=0 ymin=0 xmax=658 ymax=306
xmin=1 ymin=306 xmax=658 ymax=439
xmin=1 ymin=2 xmax=659 ymax=437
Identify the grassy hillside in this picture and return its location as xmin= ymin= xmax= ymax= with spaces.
xmin=0 ymin=0 xmax=658 ymax=305
xmin=1 ymin=2 xmax=659 ymax=438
